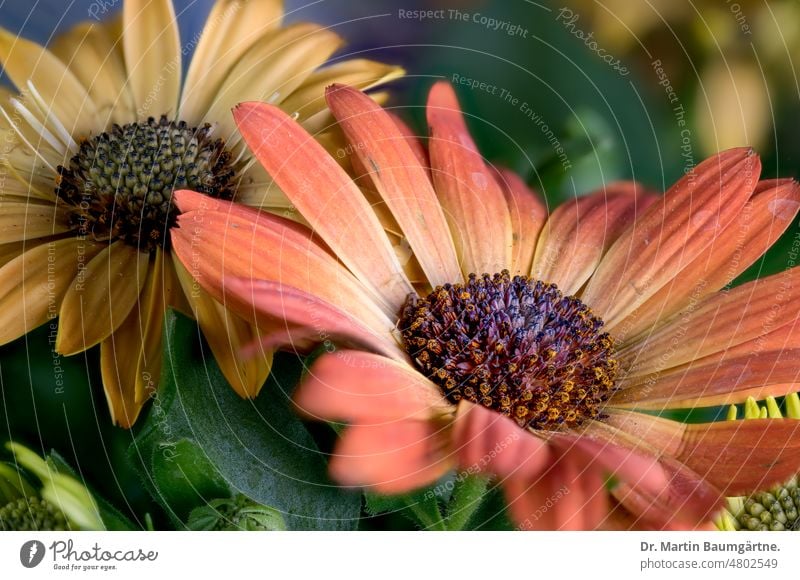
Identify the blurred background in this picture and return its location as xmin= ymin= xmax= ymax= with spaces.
xmin=1 ymin=0 xmax=798 ymax=526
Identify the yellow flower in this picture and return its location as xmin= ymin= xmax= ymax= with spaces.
xmin=718 ymin=394 xmax=800 ymax=531
xmin=0 ymin=0 xmax=402 ymax=427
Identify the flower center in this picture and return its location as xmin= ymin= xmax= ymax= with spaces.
xmin=399 ymin=271 xmax=618 ymax=430
xmin=55 ymin=116 xmax=237 ymax=253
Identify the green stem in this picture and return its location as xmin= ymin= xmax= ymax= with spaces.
xmin=444 ymin=474 xmax=490 ymax=531
xmin=404 ymin=497 xmax=447 ymax=531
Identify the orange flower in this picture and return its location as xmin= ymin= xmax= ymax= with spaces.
xmin=171 ymin=82 xmax=800 ymax=530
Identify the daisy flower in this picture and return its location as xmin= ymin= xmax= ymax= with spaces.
xmin=171 ymin=81 xmax=800 ymax=530
xmin=0 ymin=0 xmax=402 ymax=426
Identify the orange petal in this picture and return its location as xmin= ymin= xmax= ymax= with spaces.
xmin=427 ymin=81 xmax=512 ymax=275
xmin=233 ymin=101 xmax=413 ymax=312
xmin=503 ymin=472 xmax=558 ymax=530
xmin=388 ymin=112 xmax=429 ymax=172
xmin=533 ymin=183 xmax=657 ymax=295
xmin=582 ymin=148 xmax=760 ymax=327
xmin=619 ymin=265 xmax=800 ymax=375
xmin=175 ymin=188 xmax=325 ymax=242
xmin=607 ymin=410 xmax=800 ymax=496
xmin=170 ymin=199 xmax=396 ymax=339
xmin=325 ymin=83 xmax=461 ymax=287
xmin=616 ymin=179 xmax=800 ymax=340
xmin=452 ymin=401 xmax=551 ymax=480
xmin=578 ymin=419 xmax=724 ymax=527
xmin=295 ymin=350 xmax=450 ymax=423
xmin=502 ymin=448 xmax=605 ymax=531
xmin=224 ymin=277 xmax=404 ymax=361
xmin=614 ymin=322 xmax=800 ymax=408
xmin=551 ymin=424 xmax=672 ymax=496
xmin=347 ymin=113 xmax=430 ymax=190
xmin=329 ymin=420 xmax=454 ymax=495
xmin=493 ymin=168 xmax=547 ymax=276
xmin=609 ymin=480 xmax=719 ymax=530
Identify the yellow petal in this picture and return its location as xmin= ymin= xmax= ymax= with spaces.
xmin=0 ymin=105 xmax=64 ymax=170
xmin=0 ymin=238 xmax=103 ymax=345
xmin=0 ymin=200 xmax=70 ymax=243
xmin=0 ymin=28 xmax=98 ymax=137
xmin=50 ymin=15 xmax=136 ymax=126
xmin=235 ymin=161 xmax=290 ymax=209
xmin=99 ymin=249 xmax=173 ymax=428
xmin=123 ymin=0 xmax=181 ymax=117
xmin=201 ymin=23 xmax=343 ymax=146
xmin=173 ymin=255 xmax=271 ymax=398
xmin=56 ymin=241 xmax=149 ymax=355
xmin=180 ymin=0 xmax=284 ymax=123
xmin=281 ymin=59 xmax=404 ymax=122
xmin=0 ymin=241 xmax=24 ymax=268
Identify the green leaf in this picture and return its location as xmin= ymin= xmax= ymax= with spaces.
xmin=129 ymin=310 xmax=360 ymax=530
xmin=144 ymin=438 xmax=230 ymax=523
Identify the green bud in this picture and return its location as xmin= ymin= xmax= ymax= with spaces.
xmin=3 ymin=443 xmax=103 ymax=530
xmin=0 ymin=497 xmax=70 ymax=531
xmin=187 ymin=495 xmax=286 ymax=531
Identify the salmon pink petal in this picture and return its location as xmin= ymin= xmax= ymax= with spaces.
xmin=614 ymin=322 xmax=800 ymax=408
xmin=616 ymin=179 xmax=800 ymax=340
xmin=295 ymin=349 xmax=450 ymax=423
xmin=582 ymin=148 xmax=760 ymax=328
xmin=502 ymin=449 xmax=605 ymax=530
xmin=533 ymin=182 xmax=657 ymax=296
xmin=601 ymin=497 xmax=717 ymax=530
xmin=427 ymin=81 xmax=512 ymax=275
xmin=550 ymin=425 xmax=671 ymax=496
xmin=503 ymin=473 xmax=558 ymax=530
xmin=224 ymin=278 xmax=404 ymax=360
xmin=347 ymin=115 xmax=431 ymax=193
xmin=389 ymin=112 xmax=429 ymax=172
xmin=607 ymin=410 xmax=800 ymax=496
xmin=494 ymin=168 xmax=547 ymax=276
xmin=329 ymin=420 xmax=453 ymax=495
xmin=576 ymin=420 xmax=724 ymax=527
xmin=326 ymin=83 xmax=461 ymax=287
xmin=174 ymin=189 xmax=314 ymax=240
xmin=452 ymin=401 xmax=551 ymax=480
xmin=575 ymin=460 xmax=610 ymax=530
xmin=171 ymin=200 xmax=396 ymax=338
xmin=618 ymin=266 xmax=800 ymax=375
xmin=612 ymin=476 xmax=723 ymax=531
xmin=233 ymin=101 xmax=413 ymax=313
